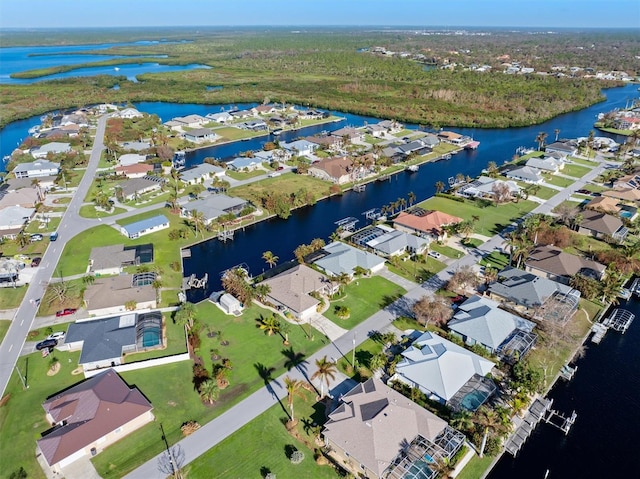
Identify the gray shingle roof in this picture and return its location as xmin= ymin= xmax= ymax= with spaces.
xmin=489 ymin=267 xmax=575 ymax=308
xmin=66 ymin=315 xmax=137 ymax=364
xmin=314 ymin=241 xmax=385 ymax=276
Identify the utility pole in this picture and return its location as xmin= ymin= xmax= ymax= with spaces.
xmin=352 ymin=332 xmax=356 ymax=367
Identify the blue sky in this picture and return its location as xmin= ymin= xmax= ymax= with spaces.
xmin=1 ymin=0 xmax=639 ymax=29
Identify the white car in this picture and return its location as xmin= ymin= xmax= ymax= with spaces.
xmin=46 ymin=331 xmax=66 ymax=342
xmin=267 ymin=172 xmax=281 ymax=178
xmin=428 ymin=251 xmax=442 ymax=260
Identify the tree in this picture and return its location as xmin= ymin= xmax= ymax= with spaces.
xmin=369 ymin=353 xmax=387 ymax=372
xmin=191 ymin=183 xmax=205 ymax=199
xmin=474 ymin=405 xmax=509 ymax=457
xmin=435 ymin=181 xmax=445 ymax=194
xmin=199 ymin=379 xmax=220 ymax=404
xmin=447 ymin=265 xmax=479 ymax=293
xmin=412 ymin=295 xmax=453 ymax=326
xmin=335 ymin=305 xmax=351 ymax=319
xmin=254 ymin=283 xmax=271 ymax=302
xmin=408 ymin=191 xmax=416 ymax=207
xmin=258 ymin=314 xmax=282 ymax=336
xmin=486 ymin=161 xmax=499 ymax=178
xmin=554 ymin=128 xmax=561 ymax=141
xmin=262 ymin=250 xmax=279 ymax=268
xmin=458 ymin=220 xmax=474 ymax=239
xmin=82 ymin=275 xmax=95 ymax=285
xmin=311 ymin=356 xmax=337 ymax=398
xmin=125 ymin=300 xmax=137 ymax=311
xmin=189 ymin=209 xmax=206 ymax=238
xmin=15 ymin=230 xmax=29 ymax=249
xmin=284 ymin=376 xmax=305 ymax=423
xmin=175 ymin=302 xmax=197 ymax=331
xmin=535 ymin=131 xmax=548 ymax=151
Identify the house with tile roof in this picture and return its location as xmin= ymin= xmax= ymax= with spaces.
xmin=525 ymin=245 xmax=606 ymax=284
xmin=114 ymin=163 xmax=154 ymax=178
xmin=585 ymin=196 xmax=621 ymax=214
xmin=308 ymin=156 xmax=355 ymax=184
xmin=602 ymin=188 xmax=640 ymax=202
xmin=37 ymin=369 xmax=153 ymax=472
xmin=322 ymin=378 xmax=464 ymax=479
xmin=393 ymin=210 xmax=463 ymax=241
xmin=393 ymin=331 xmax=496 ymax=411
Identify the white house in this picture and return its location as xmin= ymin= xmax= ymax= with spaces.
xmin=120 ymin=215 xmax=169 ymax=239
xmin=206 ymin=111 xmax=233 ymax=123
xmin=117 ymin=153 xmax=147 ymax=167
xmin=118 ymin=107 xmax=143 ymax=119
xmin=12 ymin=159 xmax=60 ymax=178
xmin=30 ymin=142 xmax=71 ymax=159
xmin=183 ymin=128 xmax=220 ymax=144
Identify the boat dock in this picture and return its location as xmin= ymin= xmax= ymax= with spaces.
xmin=590 ymin=323 xmax=608 ymax=344
xmin=630 ymin=277 xmax=640 ymax=296
xmin=559 ymin=363 xmax=578 ymax=381
xmin=602 ymin=308 xmax=635 ymax=333
xmin=182 ymin=273 xmax=208 ymax=290
xmin=353 ymin=183 xmax=366 ymax=192
xmin=504 ymin=398 xmax=553 ymax=456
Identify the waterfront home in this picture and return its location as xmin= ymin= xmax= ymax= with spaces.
xmin=306 ymin=134 xmax=342 ymax=152
xmin=180 ymin=194 xmax=249 ymax=225
xmin=526 ymin=156 xmax=564 ymax=173
xmin=237 ymin=119 xmax=267 ymax=131
xmin=120 ymin=141 xmax=151 ymax=152
xmin=376 ymin=119 xmax=403 ymax=134
xmin=392 ymin=331 xmax=496 ymax=411
xmin=117 ymin=153 xmax=147 ymax=167
xmin=12 ymin=159 xmax=60 ymax=178
xmin=488 ymin=266 xmax=580 ymax=323
xmin=577 ymin=209 xmax=627 ymax=243
xmin=120 ymin=214 xmax=169 ymax=239
xmin=331 ymin=126 xmax=363 ymax=142
xmin=365 ymin=123 xmax=386 ymax=137
xmin=585 ymin=196 xmax=621 ymax=214
xmin=226 ymin=156 xmax=262 ymax=171
xmin=117 ymin=107 xmax=143 ymax=119
xmin=30 ymin=142 xmax=72 ymax=159
xmin=398 ymin=139 xmax=431 ymax=157
xmin=88 ymin=244 xmax=153 ymax=276
xmin=36 ymin=369 xmax=154 ymax=473
xmin=294 ymin=108 xmax=324 ymax=120
xmin=313 ymin=241 xmax=385 ymax=278
xmin=602 ymin=188 xmax=640 ymax=203
xmin=282 ymin=139 xmax=318 ymax=157
xmin=0 ymin=205 xmax=35 ymax=239
xmin=179 ymin=163 xmax=225 ymax=185
xmin=505 ymin=165 xmax=544 ymax=184
xmin=393 ymin=210 xmax=463 ymax=241
xmin=82 ymin=274 xmax=157 ymax=316
xmin=0 ymin=187 xmax=42 ymax=209
xmin=322 ymin=378 xmax=464 ymax=479
xmin=252 ymin=104 xmax=278 ymax=115
xmin=115 ymin=163 xmax=154 ymax=179
xmin=229 ymin=109 xmax=254 ymax=119
xmin=458 ymin=176 xmax=520 ymax=200
xmin=544 ymin=141 xmax=577 ymax=158
xmin=115 ymin=177 xmax=163 ymax=201
xmin=308 ymin=156 xmax=355 ymax=184
xmin=205 ymin=111 xmax=233 ymax=124
xmin=182 ymin=127 xmax=220 ymax=144
xmin=437 ymin=131 xmax=466 ymax=145
xmin=169 ymin=114 xmax=208 ymax=129
xmin=351 ymin=224 xmax=429 ymax=257
xmin=259 ymin=264 xmax=331 ymax=320
xmin=525 ymin=245 xmax=606 ymax=284
xmin=448 ymin=295 xmax=537 ymax=361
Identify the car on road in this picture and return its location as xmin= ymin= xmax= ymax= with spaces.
xmin=49 ymin=232 xmax=58 ymax=241
xmin=276 ymin=166 xmax=285 ymax=171
xmin=46 ymin=331 xmax=66 ymax=342
xmin=267 ymin=172 xmax=281 ymax=178
xmin=55 ymin=308 xmax=77 ymax=317
xmin=35 ymin=338 xmax=58 ymax=350
xmin=427 ymin=251 xmax=442 ymax=259
xmin=30 ymin=233 xmax=43 ymax=242
xmin=31 ymin=257 xmax=42 ymax=267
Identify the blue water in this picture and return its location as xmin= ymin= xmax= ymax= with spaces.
xmin=142 ymin=329 xmax=161 ymax=348
xmin=620 ymin=210 xmax=633 ymax=219
xmin=0 ymin=40 xmax=206 ymax=84
xmin=460 ymin=389 xmax=489 ymax=411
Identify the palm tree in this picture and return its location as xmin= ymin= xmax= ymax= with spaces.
xmin=474 ymin=405 xmax=509 ymax=457
xmin=258 ymin=314 xmax=281 ymax=336
xmin=311 ymin=356 xmax=337 ymax=398
xmin=199 ymin=379 xmax=220 ymax=405
xmin=254 ymin=283 xmax=271 ymax=302
xmin=458 ymin=220 xmax=474 ymax=240
xmin=175 ymin=302 xmax=197 ymax=331
xmin=262 ymin=250 xmax=279 ymax=268
xmin=189 ymin=210 xmax=206 ymax=238
xmin=284 ymin=376 xmax=305 ymax=424
xmin=535 ymin=132 xmax=548 ymax=151
xmin=408 ymin=191 xmax=416 ymax=207
xmin=554 ymin=128 xmax=561 ymax=141
xmin=15 ymin=230 xmax=29 ymax=249
xmin=435 ymin=181 xmax=445 ymax=194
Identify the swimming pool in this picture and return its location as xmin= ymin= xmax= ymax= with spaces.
xmin=142 ymin=327 xmax=161 ymax=348
xmin=620 ymin=210 xmax=634 ymax=219
xmin=460 ymin=389 xmax=490 ymax=411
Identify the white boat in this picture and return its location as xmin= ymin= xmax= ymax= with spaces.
xmin=406 ymin=165 xmax=419 ymax=172
xmin=114 ymin=67 xmax=120 ymax=71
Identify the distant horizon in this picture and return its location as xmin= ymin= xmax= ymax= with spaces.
xmin=1 ymin=0 xmax=638 ymax=29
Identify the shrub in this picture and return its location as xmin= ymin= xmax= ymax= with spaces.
xmin=435 ymin=192 xmax=464 ymax=202
xmin=290 ymin=450 xmax=305 ymax=464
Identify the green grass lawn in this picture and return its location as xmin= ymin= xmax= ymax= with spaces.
xmin=212 ymin=126 xmax=257 ymax=141
xmin=418 ymin=197 xmax=538 ymax=236
xmin=562 ymin=163 xmax=592 ymax=178
xmin=478 ymin=251 xmax=510 ymax=270
xmin=387 ymin=256 xmax=446 ymax=283
xmin=544 ymin=174 xmax=575 ymax=188
xmin=456 ymin=454 xmax=495 ymax=479
xmin=525 ymin=184 xmax=557 ymax=200
xmin=0 ymin=286 xmax=28 ymax=310
xmin=225 ymin=169 xmax=267 ymax=181
xmin=552 ymin=200 xmax=582 ymax=213
xmin=37 ymin=278 xmax=85 ymax=316
xmin=231 ymin=174 xmax=332 ymax=207
xmin=461 ymin=237 xmax=483 ymax=248
xmin=27 ymin=321 xmax=74 ymax=341
xmin=568 ymin=156 xmax=598 ymax=167
xmin=581 ymin=183 xmax=606 ymax=193
xmin=123 ymin=313 xmax=187 ymax=362
xmin=93 ymin=302 xmax=330 ymax=478
xmin=323 ymin=276 xmax=406 ymax=330
xmin=430 ymin=243 xmax=464 ymax=258
xmin=0 ymin=350 xmax=82 ymax=479
xmin=184 ymin=388 xmax=340 ymax=479
xmin=79 ymin=204 xmax=127 ymax=218
xmin=336 ymin=337 xmax=384 ymax=378
xmin=393 ymin=315 xmax=427 ymax=333
xmin=0 ymin=320 xmax=10 ymax=342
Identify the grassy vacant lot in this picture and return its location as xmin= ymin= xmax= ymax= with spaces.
xmin=562 ymin=163 xmax=592 ymax=178
xmin=93 ymin=301 xmax=329 ymax=478
xmin=430 ymin=243 xmax=464 ymax=259
xmin=323 ymin=276 xmax=406 ymax=330
xmin=419 ymin=196 xmax=538 ymax=236
xmin=78 ymin=204 xmax=127 ymax=218
xmin=568 ymin=156 xmax=598 ymax=167
xmin=0 ymin=286 xmax=28 ymax=310
xmin=38 ymin=278 xmax=85 ymax=316
xmin=231 ymin=173 xmax=332 ymax=207
xmin=544 ymin=174 xmax=575 ymax=188
xmin=478 ymin=251 xmax=510 ymax=270
xmin=212 ymin=126 xmax=259 ymax=141
xmin=225 ymin=168 xmax=267 ymax=180
xmin=524 ymin=184 xmax=557 ymax=200
xmin=0 ymin=320 xmax=10 ymax=342
xmin=0 ymin=350 xmax=82 ymax=479
xmin=388 ymin=256 xmax=446 ymax=283
xmin=184 ymin=388 xmax=340 ymax=479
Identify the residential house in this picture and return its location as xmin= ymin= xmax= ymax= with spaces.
xmin=365 ymin=124 xmax=386 ymax=138
xmin=354 ymin=224 xmax=429 ymax=257
xmin=437 ymin=131 xmax=464 ymax=145
xmin=120 ymin=141 xmax=151 ymax=152
xmin=458 ymin=176 xmax=520 ymax=200
xmin=88 ymin=244 xmax=153 ymax=276
xmin=313 ymin=241 xmax=385 ymax=277
xmin=238 ymin=119 xmax=267 ymax=131
xmin=82 ymin=274 xmax=158 ymax=316
xmin=36 ymin=370 xmax=154 ymax=472
xmin=0 ymin=187 xmax=42 ymax=209
xmin=116 ymin=177 xmax=163 ymax=201
xmin=602 ymin=188 xmax=640 ymax=203
xmin=30 ymin=142 xmax=72 ymax=159
xmin=322 ymin=378 xmax=464 ymax=479
xmin=526 ymin=156 xmax=564 ymax=173
xmin=259 ymin=264 xmax=331 ymax=320
xmin=12 ymin=159 xmax=60 ymax=178
xmin=229 ymin=109 xmax=254 ymax=119
xmin=448 ymin=295 xmax=537 ymax=361
xmin=282 ymin=139 xmax=318 ymax=157
xmin=585 ymin=196 xmax=621 ymax=214
xmin=205 ymin=111 xmax=233 ymax=123
xmin=397 ymin=139 xmax=430 ymax=157
xmin=577 ymin=209 xmax=627 ymax=243
xmin=393 ymin=331 xmax=496 ymax=411
xmin=488 ymin=266 xmax=580 ymax=322
xmin=171 ymin=114 xmax=208 ymax=128
xmin=179 ymin=163 xmax=225 ymax=184
xmin=525 ymin=245 xmax=606 ymax=284
xmin=505 ymin=166 xmax=543 ymax=184
xmin=0 ymin=205 xmax=35 ymax=239
xmin=393 ymin=210 xmax=463 ymax=241
xmin=544 ymin=141 xmax=577 ymax=158
xmin=331 ymin=127 xmax=363 ymax=142
xmin=226 ymin=156 xmax=262 ymax=171
xmin=376 ymin=119 xmax=403 ymax=134
xmin=308 ymin=156 xmax=354 ymax=184
xmin=180 ymin=194 xmax=249 ymax=225
xmin=120 ymin=214 xmax=169 ymax=239
xmin=117 ymin=107 xmax=144 ymax=119
xmin=114 ymin=163 xmax=154 ymax=178
xmin=117 ymin=153 xmax=147 ymax=167
xmin=252 ymin=104 xmax=278 ymax=115
xmin=182 ymin=128 xmax=219 ymax=144
xmin=306 ymin=134 xmax=342 ymax=151
xmin=613 ymin=173 xmax=640 ymax=190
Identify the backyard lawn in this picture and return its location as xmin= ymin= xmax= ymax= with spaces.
xmin=225 ymin=169 xmax=267 ymax=181
xmin=323 ymin=276 xmax=406 ymax=330
xmin=562 ymin=163 xmax=592 ymax=178
xmin=418 ymin=197 xmax=538 ymax=236
xmin=478 ymin=251 xmax=510 ymax=270
xmin=543 ymin=174 xmax=575 ymax=188
xmin=430 ymin=243 xmax=464 ymax=258
xmin=523 ymin=184 xmax=557 ymax=200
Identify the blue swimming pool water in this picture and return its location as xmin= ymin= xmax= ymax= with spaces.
xmin=620 ymin=210 xmax=633 ymax=219
xmin=142 ymin=328 xmax=161 ymax=348
xmin=460 ymin=389 xmax=489 ymax=411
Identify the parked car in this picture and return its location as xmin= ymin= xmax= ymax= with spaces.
xmin=46 ymin=331 xmax=66 ymax=341
xmin=31 ymin=257 xmax=42 ymax=267
xmin=30 ymin=234 xmax=43 ymax=242
xmin=428 ymin=251 xmax=442 ymax=259
xmin=55 ymin=308 xmax=77 ymax=317
xmin=35 ymin=338 xmax=58 ymax=350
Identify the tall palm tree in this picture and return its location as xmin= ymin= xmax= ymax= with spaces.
xmin=474 ymin=405 xmax=509 ymax=457
xmin=408 ymin=191 xmax=416 ymax=207
xmin=554 ymin=128 xmax=561 ymax=141
xmin=284 ymin=376 xmax=305 ymax=423
xmin=189 ymin=210 xmax=206 ymax=238
xmin=199 ymin=379 xmax=220 ymax=405
xmin=262 ymin=250 xmax=279 ymax=268
xmin=311 ymin=356 xmax=337 ymax=398
xmin=435 ymin=181 xmax=445 ymax=194
xmin=175 ymin=302 xmax=197 ymax=331
xmin=535 ymin=132 xmax=548 ymax=151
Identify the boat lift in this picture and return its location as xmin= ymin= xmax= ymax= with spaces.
xmin=335 ymin=217 xmax=359 ymax=234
